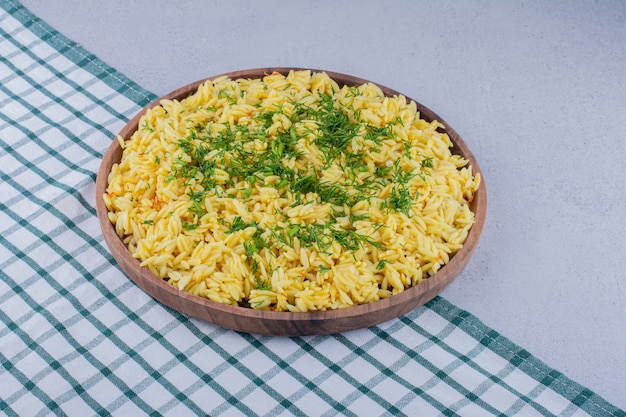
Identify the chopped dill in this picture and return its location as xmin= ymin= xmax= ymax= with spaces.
xmin=164 ymin=84 xmax=436 ymax=258
xmin=141 ymin=120 xmax=154 ymax=132
xmin=376 ymin=259 xmax=390 ymax=270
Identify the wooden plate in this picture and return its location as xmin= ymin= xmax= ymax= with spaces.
xmin=95 ymin=68 xmax=487 ymax=336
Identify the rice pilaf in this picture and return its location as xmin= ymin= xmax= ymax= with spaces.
xmin=104 ymin=70 xmax=481 ymax=312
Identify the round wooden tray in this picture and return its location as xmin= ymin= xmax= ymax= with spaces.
xmin=95 ymin=68 xmax=487 ymax=336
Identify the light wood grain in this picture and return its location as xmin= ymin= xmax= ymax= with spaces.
xmin=95 ymin=68 xmax=487 ymax=336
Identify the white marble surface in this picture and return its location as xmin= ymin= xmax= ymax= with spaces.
xmin=21 ymin=0 xmax=626 ymax=409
